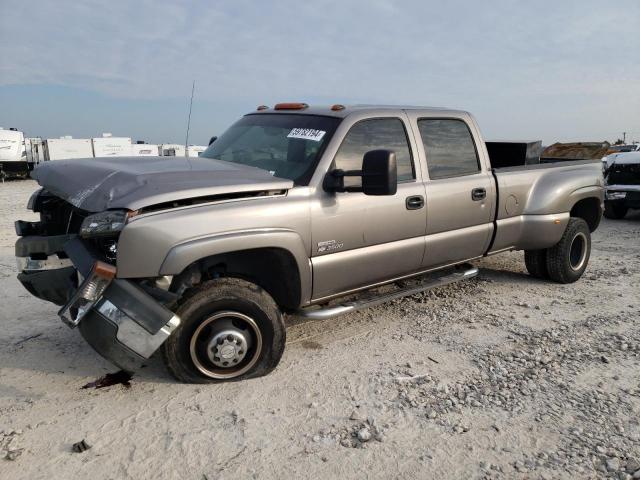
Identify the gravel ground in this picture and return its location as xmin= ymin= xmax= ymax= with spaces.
xmin=1 ymin=179 xmax=639 ymax=479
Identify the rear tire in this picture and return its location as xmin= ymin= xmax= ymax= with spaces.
xmin=162 ymin=277 xmax=286 ymax=383
xmin=604 ymin=202 xmax=628 ymax=219
xmin=524 ymin=249 xmax=549 ymax=279
xmin=545 ymin=217 xmax=591 ymax=284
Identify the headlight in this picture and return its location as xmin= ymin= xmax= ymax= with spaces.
xmin=80 ymin=210 xmax=129 ymax=238
xmin=58 ymin=261 xmax=116 ymax=327
xmin=606 ymin=191 xmax=626 ymax=200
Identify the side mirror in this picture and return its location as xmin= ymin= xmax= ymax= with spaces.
xmin=208 ymin=136 xmax=218 ymax=146
xmin=361 ymin=150 xmax=397 ymax=195
xmin=323 ymin=149 xmax=397 ymax=196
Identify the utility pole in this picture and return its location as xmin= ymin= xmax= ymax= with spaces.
xmin=623 ymin=132 xmax=626 ymax=143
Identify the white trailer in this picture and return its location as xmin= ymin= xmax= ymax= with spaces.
xmin=131 ymin=143 xmax=160 ymax=156
xmin=92 ymin=134 xmax=132 ymax=157
xmin=0 ymin=128 xmax=30 ymax=178
xmin=44 ymin=137 xmax=93 ymax=160
xmin=159 ymin=143 xmax=186 ymax=157
xmin=186 ymin=145 xmax=207 ymax=157
xmin=25 ymin=137 xmax=45 ymax=166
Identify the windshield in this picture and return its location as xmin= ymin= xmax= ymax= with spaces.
xmin=201 ymin=113 xmax=340 ymax=185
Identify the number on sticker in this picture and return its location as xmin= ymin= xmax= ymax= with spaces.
xmin=287 ymin=128 xmax=326 ymax=142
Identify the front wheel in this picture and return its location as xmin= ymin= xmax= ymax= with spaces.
xmin=604 ymin=202 xmax=628 ymax=220
xmin=162 ymin=278 xmax=286 ymax=383
xmin=545 ymin=217 xmax=591 ymax=284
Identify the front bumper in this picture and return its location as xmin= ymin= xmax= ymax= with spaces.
xmin=606 ymin=186 xmax=640 ymax=209
xmin=15 ymin=233 xmax=180 ymax=371
xmin=16 ymin=234 xmax=77 ymax=306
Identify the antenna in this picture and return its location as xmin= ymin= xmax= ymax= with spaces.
xmin=184 ymin=80 xmax=195 ymax=157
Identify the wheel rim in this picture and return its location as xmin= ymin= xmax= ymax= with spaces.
xmin=189 ymin=311 xmax=263 ymax=379
xmin=569 ymin=232 xmax=588 ymax=271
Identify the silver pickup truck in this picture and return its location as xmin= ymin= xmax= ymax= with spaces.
xmin=15 ymin=104 xmax=604 ymax=383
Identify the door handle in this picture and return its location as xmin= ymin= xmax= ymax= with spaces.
xmin=471 ymin=188 xmax=486 ymax=201
xmin=406 ymin=195 xmax=425 ymax=210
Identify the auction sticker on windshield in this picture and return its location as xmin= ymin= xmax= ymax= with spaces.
xmin=287 ymin=128 xmax=326 ymax=142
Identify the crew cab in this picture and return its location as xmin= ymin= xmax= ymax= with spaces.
xmin=15 ymin=104 xmax=604 ymax=383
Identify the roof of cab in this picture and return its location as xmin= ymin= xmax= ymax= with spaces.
xmin=248 ymin=104 xmax=468 ymax=118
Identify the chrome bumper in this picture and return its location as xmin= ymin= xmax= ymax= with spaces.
xmin=16 ymin=255 xmax=73 ymax=272
xmin=96 ymin=299 xmax=180 ymax=359
xmin=16 ymin=234 xmax=180 ymax=371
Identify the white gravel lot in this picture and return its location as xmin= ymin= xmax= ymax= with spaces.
xmin=1 ymin=179 xmax=639 ymax=479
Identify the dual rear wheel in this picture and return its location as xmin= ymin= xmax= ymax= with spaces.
xmin=524 ymin=217 xmax=591 ymax=284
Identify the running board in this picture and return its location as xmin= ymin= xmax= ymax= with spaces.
xmin=297 ymin=263 xmax=479 ymax=320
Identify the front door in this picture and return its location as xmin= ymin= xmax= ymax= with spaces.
xmin=310 ymin=115 xmax=427 ymax=300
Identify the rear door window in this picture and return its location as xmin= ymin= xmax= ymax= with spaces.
xmin=334 ymin=118 xmax=415 ymax=187
xmin=418 ymin=119 xmax=480 ymax=179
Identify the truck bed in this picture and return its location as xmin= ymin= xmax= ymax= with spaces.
xmin=493 ymin=158 xmax=601 ymax=173
xmin=488 ymin=159 xmax=603 ymax=254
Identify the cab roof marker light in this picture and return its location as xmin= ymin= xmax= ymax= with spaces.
xmin=256 ymin=105 xmax=269 ymax=111
xmin=331 ymin=104 xmax=346 ymax=111
xmin=274 ymin=103 xmax=309 ymax=110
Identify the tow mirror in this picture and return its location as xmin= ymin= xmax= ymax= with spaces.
xmin=361 ymin=150 xmax=397 ymax=195
xmin=323 ymin=149 xmax=397 ymax=196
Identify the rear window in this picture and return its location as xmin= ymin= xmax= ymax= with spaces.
xmin=418 ymin=119 xmax=480 ymax=179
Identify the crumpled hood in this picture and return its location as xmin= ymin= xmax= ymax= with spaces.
xmin=32 ymin=156 xmax=293 ymax=212
xmin=604 ymin=152 xmax=640 ymax=169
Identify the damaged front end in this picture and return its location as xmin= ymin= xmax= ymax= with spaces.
xmin=15 ymin=189 xmax=180 ymax=372
xmin=605 ymin=160 xmax=640 ymax=209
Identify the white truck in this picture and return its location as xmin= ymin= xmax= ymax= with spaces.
xmin=25 ymin=137 xmax=45 ymax=167
xmin=602 ymin=151 xmax=640 ymax=219
xmin=44 ymin=137 xmax=94 ymax=161
xmin=91 ymin=135 xmax=132 ymax=157
xmin=0 ymin=128 xmax=29 ymax=178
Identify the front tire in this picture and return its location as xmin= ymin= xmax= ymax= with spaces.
xmin=162 ymin=278 xmax=286 ymax=383
xmin=604 ymin=202 xmax=628 ymax=219
xmin=545 ymin=218 xmax=591 ymax=284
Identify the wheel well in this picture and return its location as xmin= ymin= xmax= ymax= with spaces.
xmin=171 ymin=248 xmax=301 ymax=312
xmin=570 ymin=197 xmax=601 ymax=232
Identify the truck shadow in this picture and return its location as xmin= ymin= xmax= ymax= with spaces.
xmin=1 ymin=320 xmax=175 ymax=385
xmin=477 ymin=266 xmax=544 ymax=284
xmin=3 ymin=253 xmax=597 ymax=387
xmin=618 ymin=210 xmax=640 ymax=222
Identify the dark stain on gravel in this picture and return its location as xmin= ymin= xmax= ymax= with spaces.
xmin=82 ymin=370 xmax=133 ymax=389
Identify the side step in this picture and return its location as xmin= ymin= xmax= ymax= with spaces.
xmin=297 ymin=263 xmax=479 ymax=320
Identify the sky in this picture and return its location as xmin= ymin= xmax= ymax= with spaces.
xmin=1 ymin=0 xmax=639 ymax=145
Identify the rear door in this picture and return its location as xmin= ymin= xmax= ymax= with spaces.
xmin=407 ymin=113 xmax=495 ymax=267
xmin=310 ymin=114 xmax=427 ymax=299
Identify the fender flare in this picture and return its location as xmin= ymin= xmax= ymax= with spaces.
xmin=524 ymin=174 xmax=603 ymax=215
xmin=159 ymin=228 xmax=312 ymax=305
